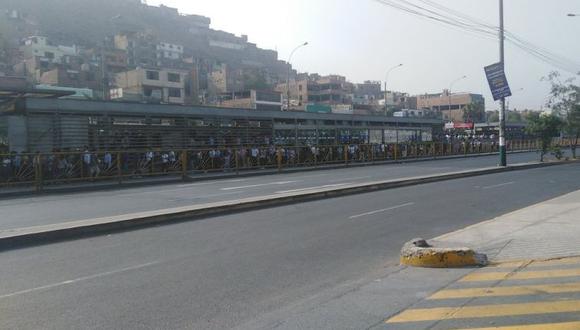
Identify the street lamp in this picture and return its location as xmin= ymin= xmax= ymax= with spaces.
xmin=286 ymin=42 xmax=309 ymax=111
xmin=506 ymin=88 xmax=524 ymax=112
xmin=384 ymin=63 xmax=403 ymax=116
xmin=447 ymin=75 xmax=467 ymax=122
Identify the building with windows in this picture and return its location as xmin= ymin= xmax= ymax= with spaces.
xmin=156 ymin=42 xmax=184 ymax=61
xmin=19 ymin=36 xmax=79 ymax=65
xmin=276 ymin=74 xmax=354 ymax=110
xmin=417 ymin=90 xmax=485 ymax=122
xmin=114 ymin=32 xmax=158 ymax=68
xmin=353 ymin=81 xmax=382 ymax=106
xmin=220 ymin=90 xmax=283 ymax=111
xmin=114 ymin=67 xmax=187 ymax=104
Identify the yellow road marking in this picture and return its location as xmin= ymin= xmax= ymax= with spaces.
xmin=429 ymin=282 xmax=580 ymax=299
xmin=385 ymin=299 xmax=580 ymax=323
xmin=488 ymin=260 xmax=530 ymax=268
xmin=529 ymin=257 xmax=580 ymax=267
xmin=488 ymin=257 xmax=580 ymax=269
xmin=452 ymin=321 xmax=580 ymax=330
xmin=461 ymin=268 xmax=580 ymax=282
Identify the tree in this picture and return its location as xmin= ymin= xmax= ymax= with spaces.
xmin=544 ymin=71 xmax=580 ymax=158
xmin=486 ymin=110 xmax=499 ymax=122
xmin=507 ymin=111 xmax=522 ymax=123
xmin=463 ymin=101 xmax=484 ymax=122
xmin=525 ymin=112 xmax=563 ymax=162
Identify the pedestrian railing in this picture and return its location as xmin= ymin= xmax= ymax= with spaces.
xmin=0 ymin=139 xmax=551 ymax=192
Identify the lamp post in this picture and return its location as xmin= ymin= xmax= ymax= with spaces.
xmin=447 ymin=75 xmax=467 ymax=122
xmin=384 ymin=64 xmax=403 ymax=116
xmin=506 ymin=87 xmax=524 ymax=113
xmin=286 ymin=42 xmax=308 ymax=111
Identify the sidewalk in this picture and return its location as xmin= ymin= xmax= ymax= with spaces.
xmin=433 ymin=188 xmax=580 ymax=262
xmin=382 ymin=190 xmax=580 ymax=329
xmin=236 ymin=188 xmax=580 ymax=330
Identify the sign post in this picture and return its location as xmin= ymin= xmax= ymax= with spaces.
xmin=484 ymin=60 xmax=512 ymax=166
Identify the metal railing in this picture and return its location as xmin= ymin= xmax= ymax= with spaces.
xmin=0 ymin=139 xmax=552 ymax=192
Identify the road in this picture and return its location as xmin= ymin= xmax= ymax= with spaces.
xmin=0 ymin=151 xmax=551 ymax=231
xmin=0 ymin=163 xmax=578 ymax=329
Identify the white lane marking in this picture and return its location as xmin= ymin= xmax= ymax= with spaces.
xmin=177 ymin=178 xmax=248 ymax=188
xmin=328 ymin=176 xmax=371 ymax=183
xmin=202 ymin=191 xmax=246 ymax=198
xmin=292 ymin=173 xmax=331 ymax=179
xmin=275 ymin=183 xmax=353 ymax=194
xmin=0 ymin=261 xmax=160 ymax=300
xmin=112 ymin=180 xmax=246 ymax=197
xmin=349 ymin=202 xmax=415 ymax=219
xmin=167 ymin=191 xmax=244 ymax=202
xmin=481 ymin=181 xmax=515 ymax=190
xmin=221 ymin=180 xmax=300 ymax=191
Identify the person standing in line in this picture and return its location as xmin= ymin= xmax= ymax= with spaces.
xmin=82 ymin=147 xmax=91 ymax=177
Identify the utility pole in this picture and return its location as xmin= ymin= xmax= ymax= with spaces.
xmin=498 ymin=0 xmax=507 ymax=166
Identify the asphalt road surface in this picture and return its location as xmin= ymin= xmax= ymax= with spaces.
xmin=0 ymin=151 xmax=552 ymax=231
xmin=0 ymin=162 xmax=578 ymax=329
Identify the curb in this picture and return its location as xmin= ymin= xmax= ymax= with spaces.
xmin=400 ymin=238 xmax=488 ymax=268
xmin=0 ymin=159 xmax=575 ymax=250
xmin=0 ymin=150 xmax=539 ymax=199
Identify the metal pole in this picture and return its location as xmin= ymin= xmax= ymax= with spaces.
xmin=286 ymin=42 xmax=308 ymax=111
xmin=448 ymin=75 xmax=467 ymax=122
xmin=448 ymin=92 xmax=451 ymax=122
xmin=384 ymin=81 xmax=388 ymax=116
xmin=384 ymin=64 xmax=403 ymax=116
xmin=499 ymin=0 xmax=507 ymax=166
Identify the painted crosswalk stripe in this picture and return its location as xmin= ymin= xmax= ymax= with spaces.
xmin=460 ymin=268 xmax=580 ymax=282
xmin=385 ymin=299 xmax=580 ymax=323
xmin=429 ymin=282 xmax=580 ymax=299
xmin=528 ymin=257 xmax=580 ymax=267
xmin=451 ymin=321 xmax=580 ymax=330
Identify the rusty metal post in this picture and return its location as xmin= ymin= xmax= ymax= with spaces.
xmin=235 ymin=149 xmax=240 ymax=175
xmin=117 ymin=152 xmax=122 ymax=184
xmin=277 ymin=148 xmax=282 ymax=172
xmin=34 ymin=153 xmax=42 ymax=192
xmin=181 ymin=150 xmax=187 ymax=181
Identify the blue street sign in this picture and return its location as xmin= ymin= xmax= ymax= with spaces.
xmin=484 ymin=62 xmax=512 ymax=101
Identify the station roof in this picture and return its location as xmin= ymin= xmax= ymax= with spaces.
xmin=13 ymin=97 xmax=443 ymax=126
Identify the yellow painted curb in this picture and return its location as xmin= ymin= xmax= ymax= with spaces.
xmin=400 ymin=238 xmax=487 ymax=268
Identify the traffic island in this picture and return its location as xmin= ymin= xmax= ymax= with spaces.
xmin=400 ymin=238 xmax=488 ymax=268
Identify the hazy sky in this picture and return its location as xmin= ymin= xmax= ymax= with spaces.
xmin=148 ymin=0 xmax=580 ymax=110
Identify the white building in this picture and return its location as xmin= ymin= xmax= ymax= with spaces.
xmin=156 ymin=42 xmax=184 ymax=61
xmin=20 ymin=36 xmax=79 ymax=64
xmin=393 ymin=109 xmax=428 ymax=118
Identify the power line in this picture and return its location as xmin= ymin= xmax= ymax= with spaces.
xmin=371 ymin=0 xmax=580 ymax=74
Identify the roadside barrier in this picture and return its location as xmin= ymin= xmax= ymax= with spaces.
xmin=0 ymin=139 xmax=552 ymax=191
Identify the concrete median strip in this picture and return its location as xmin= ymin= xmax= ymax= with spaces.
xmin=400 ymin=238 xmax=488 ymax=268
xmin=0 ymin=160 xmax=576 ymax=249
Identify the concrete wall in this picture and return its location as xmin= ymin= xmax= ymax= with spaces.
xmin=221 ymin=98 xmax=253 ymax=109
